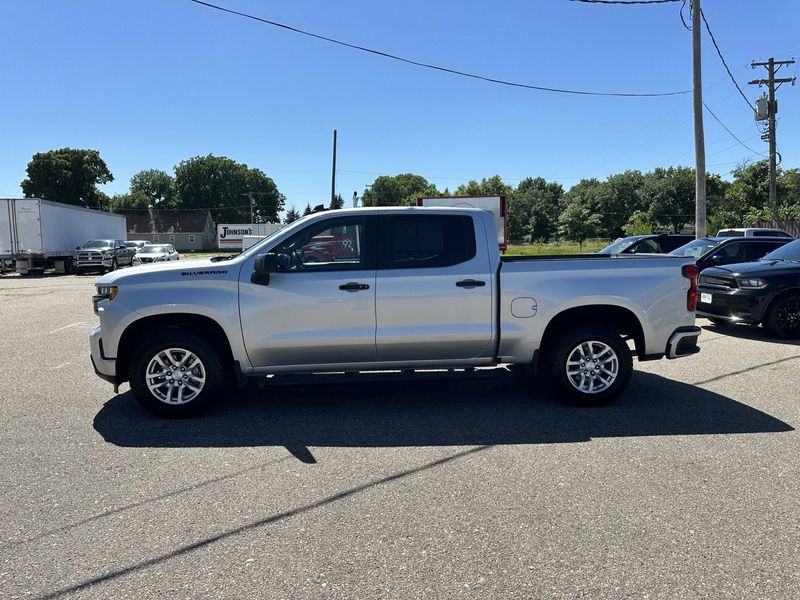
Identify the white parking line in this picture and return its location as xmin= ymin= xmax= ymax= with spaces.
xmin=48 ymin=323 xmax=83 ymax=334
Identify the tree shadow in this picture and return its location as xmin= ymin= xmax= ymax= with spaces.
xmin=94 ymin=369 xmax=793 ymax=453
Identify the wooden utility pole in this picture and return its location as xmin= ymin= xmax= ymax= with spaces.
xmin=331 ymin=129 xmax=337 ymax=207
xmin=749 ymin=58 xmax=796 ymax=215
xmin=692 ymin=0 xmax=706 ymax=238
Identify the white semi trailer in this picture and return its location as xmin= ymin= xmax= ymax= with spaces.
xmin=0 ymin=198 xmax=127 ymax=274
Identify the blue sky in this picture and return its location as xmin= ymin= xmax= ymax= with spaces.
xmin=1 ymin=0 xmax=798 ymax=215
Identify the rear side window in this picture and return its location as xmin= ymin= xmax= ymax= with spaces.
xmin=745 ymin=241 xmax=788 ymax=260
xmin=378 ymin=215 xmax=476 ymax=269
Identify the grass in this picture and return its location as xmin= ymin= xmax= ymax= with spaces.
xmin=505 ymin=239 xmax=609 ymax=255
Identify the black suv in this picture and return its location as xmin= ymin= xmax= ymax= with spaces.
xmin=669 ymin=236 xmax=792 ymax=272
xmin=599 ymin=234 xmax=694 ymax=255
xmin=696 ymin=239 xmax=800 ymax=338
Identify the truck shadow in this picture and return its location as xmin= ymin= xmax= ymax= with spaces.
xmin=93 ymin=369 xmax=793 ymax=453
xmin=701 ymin=321 xmax=800 ymax=345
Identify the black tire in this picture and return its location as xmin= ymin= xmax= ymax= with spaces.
xmin=764 ymin=293 xmax=800 ymax=340
xmin=545 ymin=326 xmax=633 ymax=406
xmin=129 ymin=331 xmax=224 ymax=417
xmin=111 ymin=258 xmax=118 ymax=271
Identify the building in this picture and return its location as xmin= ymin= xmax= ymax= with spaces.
xmin=124 ymin=209 xmax=215 ymax=251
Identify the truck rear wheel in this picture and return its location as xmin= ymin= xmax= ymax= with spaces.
xmin=129 ymin=331 xmax=223 ymax=417
xmin=546 ymin=326 xmax=632 ymax=406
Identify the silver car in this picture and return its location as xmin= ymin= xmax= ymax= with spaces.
xmin=132 ymin=244 xmax=180 ymax=265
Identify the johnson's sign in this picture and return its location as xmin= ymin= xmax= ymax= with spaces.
xmin=217 ymin=223 xmax=282 ymax=249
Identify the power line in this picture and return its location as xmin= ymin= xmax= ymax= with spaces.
xmin=699 ymin=8 xmax=753 ymax=112
xmin=702 ymin=102 xmax=766 ymax=157
xmin=188 ymin=0 xmax=690 ymax=98
xmin=569 ymin=0 xmax=680 ymax=4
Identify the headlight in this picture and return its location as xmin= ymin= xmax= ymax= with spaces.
xmin=736 ymin=277 xmax=767 ymax=289
xmin=93 ymin=285 xmax=118 ymax=314
xmin=102 ymin=251 xmax=114 ymax=258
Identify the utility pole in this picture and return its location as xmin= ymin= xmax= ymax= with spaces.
xmin=749 ymin=58 xmax=796 ymax=216
xmin=692 ymin=0 xmax=706 ymax=238
xmin=331 ymin=129 xmax=337 ymax=207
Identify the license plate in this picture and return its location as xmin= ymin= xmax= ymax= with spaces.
xmin=700 ymin=292 xmax=712 ymax=304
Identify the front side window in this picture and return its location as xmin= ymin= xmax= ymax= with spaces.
xmin=271 ymin=217 xmax=370 ymax=271
xmin=378 ymin=215 xmax=476 ymax=269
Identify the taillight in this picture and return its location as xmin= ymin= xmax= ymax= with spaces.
xmin=682 ymin=264 xmax=699 ymax=311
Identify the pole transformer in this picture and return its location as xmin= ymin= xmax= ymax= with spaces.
xmin=749 ymin=58 xmax=796 ymax=216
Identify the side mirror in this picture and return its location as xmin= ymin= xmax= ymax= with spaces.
xmin=74 ymin=245 xmax=81 ymax=251
xmin=251 ymin=253 xmax=280 ymax=285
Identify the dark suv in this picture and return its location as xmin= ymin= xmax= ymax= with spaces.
xmin=696 ymin=239 xmax=800 ymax=338
xmin=669 ymin=236 xmax=792 ymax=272
xmin=75 ymin=239 xmax=136 ymax=274
xmin=599 ymin=234 xmax=694 ymax=255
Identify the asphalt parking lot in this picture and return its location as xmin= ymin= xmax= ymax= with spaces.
xmin=1 ymin=274 xmax=799 ymax=599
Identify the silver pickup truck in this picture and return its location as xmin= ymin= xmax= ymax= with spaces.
xmin=90 ymin=207 xmax=701 ymax=416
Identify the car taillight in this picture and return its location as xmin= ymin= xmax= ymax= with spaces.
xmin=682 ymin=263 xmax=699 ymax=311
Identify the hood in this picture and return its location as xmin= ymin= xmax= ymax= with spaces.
xmin=95 ymin=258 xmax=231 ymax=285
xmin=80 ymin=244 xmax=114 ymax=251
xmin=701 ymin=259 xmax=799 ymax=278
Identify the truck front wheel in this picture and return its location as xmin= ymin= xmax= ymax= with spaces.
xmin=546 ymin=326 xmax=632 ymax=406
xmin=129 ymin=332 xmax=223 ymax=417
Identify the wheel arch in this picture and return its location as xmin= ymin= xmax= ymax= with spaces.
xmin=539 ymin=304 xmax=645 ymax=360
xmin=116 ymin=313 xmax=235 ymax=384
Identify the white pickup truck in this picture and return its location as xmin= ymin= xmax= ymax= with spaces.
xmin=90 ymin=207 xmax=701 ymax=416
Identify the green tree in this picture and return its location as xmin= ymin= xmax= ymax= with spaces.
xmin=454 ymin=175 xmax=512 ymax=197
xmin=110 ymin=190 xmax=150 ymax=212
xmin=173 ymin=155 xmax=284 ymax=223
xmin=362 ymin=173 xmax=439 ymax=206
xmin=130 ymin=169 xmax=174 ymax=207
xmin=558 ymin=200 xmax=601 ymax=248
xmin=638 ymin=167 xmax=695 ymax=233
xmin=330 ymin=193 xmax=344 ymax=210
xmin=284 ymin=206 xmax=301 ymax=223
xmin=511 ymin=177 xmax=563 ymax=243
xmin=302 ymin=203 xmax=313 ymax=216
xmin=21 ymin=148 xmax=113 ymax=209
xmin=622 ymin=210 xmax=656 ymax=236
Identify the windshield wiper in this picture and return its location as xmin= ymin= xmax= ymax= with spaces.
xmin=210 ymin=255 xmax=237 ymax=262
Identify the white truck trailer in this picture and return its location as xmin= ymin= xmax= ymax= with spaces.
xmin=1 ymin=198 xmax=127 ymax=274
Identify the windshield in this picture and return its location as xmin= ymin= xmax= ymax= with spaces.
xmin=82 ymin=240 xmax=114 ymax=248
xmin=669 ymin=238 xmax=721 ymax=258
xmin=125 ymin=241 xmax=145 ymax=248
xmin=140 ymin=245 xmax=169 ymax=254
xmin=761 ymin=239 xmax=800 ymax=261
xmin=598 ymin=237 xmax=641 ymax=254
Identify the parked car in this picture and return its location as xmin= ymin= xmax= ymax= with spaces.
xmin=599 ymin=234 xmax=694 ymax=255
xmin=90 ymin=207 xmax=702 ymax=417
xmin=669 ymin=236 xmax=792 ymax=272
xmin=124 ymin=240 xmax=150 ymax=253
xmin=132 ymin=244 xmax=180 ymax=265
xmin=75 ymin=239 xmax=136 ymax=274
xmin=696 ymin=239 xmax=800 ymax=338
xmin=716 ymin=227 xmax=793 ymax=238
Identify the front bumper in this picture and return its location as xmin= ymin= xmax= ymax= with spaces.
xmin=77 ymin=259 xmax=113 ymax=269
xmin=696 ymin=286 xmax=770 ymax=324
xmin=665 ymin=326 xmax=701 ymax=359
xmin=90 ymin=326 xmax=119 ymax=389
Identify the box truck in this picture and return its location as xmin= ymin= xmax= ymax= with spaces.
xmin=1 ymin=198 xmax=127 ymax=274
